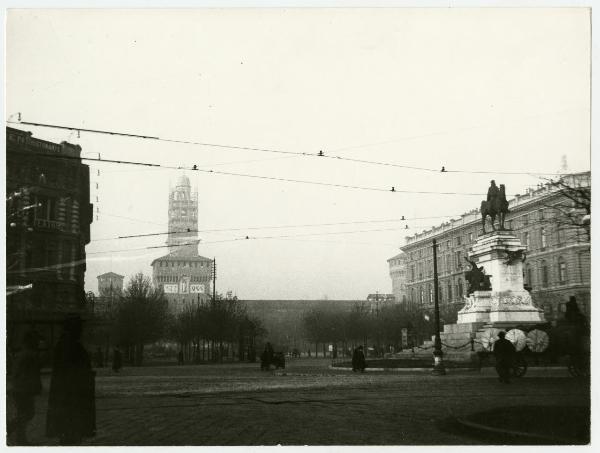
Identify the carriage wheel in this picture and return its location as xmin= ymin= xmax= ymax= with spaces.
xmin=506 ymin=329 xmax=527 ymax=352
xmin=479 ymin=328 xmax=501 ymax=352
xmin=511 ymin=355 xmax=528 ymax=378
xmin=525 ymin=329 xmax=549 ymax=353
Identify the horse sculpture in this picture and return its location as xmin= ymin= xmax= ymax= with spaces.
xmin=481 ymin=183 xmax=509 ymax=233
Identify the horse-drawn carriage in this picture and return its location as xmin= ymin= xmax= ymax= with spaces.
xmin=476 ymin=318 xmax=590 ymax=378
xmin=260 ymin=351 xmax=286 ymax=370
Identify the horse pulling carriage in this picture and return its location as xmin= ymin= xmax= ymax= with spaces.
xmin=476 ymin=318 xmax=590 ymax=378
xmin=260 ymin=351 xmax=286 ymax=371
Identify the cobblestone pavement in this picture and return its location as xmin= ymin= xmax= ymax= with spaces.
xmin=18 ymin=359 xmax=589 ymax=446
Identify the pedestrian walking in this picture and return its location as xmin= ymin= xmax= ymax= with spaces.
xmin=493 ymin=331 xmax=516 ymax=383
xmin=112 ymin=347 xmax=123 ymax=373
xmin=8 ymin=331 xmax=42 ymax=445
xmin=352 ymin=345 xmax=366 ymax=372
xmin=46 ymin=314 xmax=96 ymax=445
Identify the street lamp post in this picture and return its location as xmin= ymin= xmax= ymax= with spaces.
xmin=431 ymin=239 xmax=446 ymax=375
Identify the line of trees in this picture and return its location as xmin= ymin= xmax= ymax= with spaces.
xmin=170 ymin=294 xmax=266 ymax=363
xmin=302 ymin=302 xmax=460 ymax=357
xmin=87 ymin=272 xmax=266 ymax=366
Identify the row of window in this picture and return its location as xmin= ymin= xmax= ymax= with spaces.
xmin=525 ymin=256 xmax=570 ymax=288
xmin=155 ymin=275 xmax=206 ymax=283
xmin=408 ymin=232 xmax=477 ymax=261
xmin=406 ymin=254 xmax=572 ymax=296
xmin=408 ymin=279 xmax=465 ymax=306
xmin=156 ymin=261 xmax=212 ymax=268
xmin=408 ymin=250 xmax=465 ymax=282
xmin=406 ymin=226 xmax=577 ymax=284
xmin=22 ymin=239 xmax=80 ymax=280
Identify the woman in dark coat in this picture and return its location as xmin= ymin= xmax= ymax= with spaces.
xmin=46 ymin=314 xmax=96 ymax=445
xmin=352 ymin=346 xmax=366 ymax=372
xmin=9 ymin=331 xmax=42 ymax=445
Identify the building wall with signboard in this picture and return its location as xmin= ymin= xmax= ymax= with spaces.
xmin=6 ymin=126 xmax=93 ymax=365
xmin=151 ymin=255 xmax=213 ymax=311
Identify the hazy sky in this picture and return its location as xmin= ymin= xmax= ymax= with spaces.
xmin=6 ymin=8 xmax=590 ymax=299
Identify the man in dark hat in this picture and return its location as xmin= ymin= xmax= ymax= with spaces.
xmin=46 ymin=314 xmax=96 ymax=445
xmin=493 ymin=331 xmax=516 ymax=383
xmin=352 ymin=345 xmax=366 ymax=373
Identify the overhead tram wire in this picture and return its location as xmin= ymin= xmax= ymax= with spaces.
xmin=18 ymin=151 xmax=488 ymax=197
xmin=86 ymin=225 xmax=419 ymax=256
xmin=8 ymin=119 xmax=566 ymax=177
xmin=97 ymin=214 xmax=467 ymax=241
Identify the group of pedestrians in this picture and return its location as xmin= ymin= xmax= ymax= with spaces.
xmin=8 ymin=313 xmax=123 ymax=446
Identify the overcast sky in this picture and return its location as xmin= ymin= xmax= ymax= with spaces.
xmin=6 ymin=8 xmax=590 ymax=299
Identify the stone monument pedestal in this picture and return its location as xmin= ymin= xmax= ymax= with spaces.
xmin=457 ymin=230 xmax=545 ymax=326
xmin=392 ymin=230 xmax=545 ymax=363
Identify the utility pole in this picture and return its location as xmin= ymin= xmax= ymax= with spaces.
xmin=432 ymin=239 xmax=446 ymax=375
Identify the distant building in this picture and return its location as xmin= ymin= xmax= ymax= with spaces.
xmin=387 ymin=253 xmax=408 ymax=305
xmin=366 ymin=293 xmax=395 ymax=313
xmin=388 ymin=172 xmax=591 ymax=324
xmin=6 ymin=127 xmax=93 ymax=361
xmin=94 ymin=272 xmax=124 ymax=315
xmin=97 ymin=271 xmax=124 ymax=297
xmin=151 ymin=174 xmax=213 ymax=311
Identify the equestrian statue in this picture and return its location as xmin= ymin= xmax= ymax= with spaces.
xmin=480 ymin=180 xmax=509 ymax=233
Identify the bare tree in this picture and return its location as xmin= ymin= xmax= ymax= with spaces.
xmin=114 ymin=273 xmax=170 ymax=366
xmin=540 ymin=173 xmax=590 ymax=244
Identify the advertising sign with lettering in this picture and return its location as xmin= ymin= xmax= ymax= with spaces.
xmin=164 ymin=284 xmax=178 ymax=294
xmin=190 ymin=284 xmax=205 ymax=294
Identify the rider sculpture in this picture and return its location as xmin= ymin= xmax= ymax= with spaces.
xmin=481 ymin=180 xmax=509 ymax=233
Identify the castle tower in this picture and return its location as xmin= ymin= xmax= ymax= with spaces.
xmin=152 ymin=173 xmax=213 ymax=312
xmin=166 ymin=174 xmax=199 ymax=256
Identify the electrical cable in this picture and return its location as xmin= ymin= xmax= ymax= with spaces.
xmin=19 ymin=151 xmax=489 ymax=196
xmin=93 ymin=214 xmax=469 ymax=241
xmin=7 ymin=120 xmax=568 ymax=176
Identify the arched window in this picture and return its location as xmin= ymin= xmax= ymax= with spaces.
xmin=419 ymin=287 xmax=424 ymax=304
xmin=457 ymin=279 xmax=463 ymax=298
xmin=558 ymin=257 xmax=567 ymax=284
xmin=428 ymin=285 xmax=433 ymax=304
xmin=526 ymin=264 xmax=533 ymax=286
xmin=438 ymin=283 xmax=443 ymax=303
xmin=447 ymin=282 xmax=453 ymax=302
xmin=410 ymin=288 xmax=415 ymax=304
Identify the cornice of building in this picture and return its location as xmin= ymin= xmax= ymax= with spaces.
xmin=401 ymin=171 xmax=590 ymax=250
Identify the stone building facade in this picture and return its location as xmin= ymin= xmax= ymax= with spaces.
xmin=387 ymin=253 xmax=408 ymax=305
xmin=151 ymin=174 xmax=213 ymax=311
xmin=388 ymin=172 xmax=591 ymax=325
xmin=6 ymin=126 xmax=93 ymax=361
